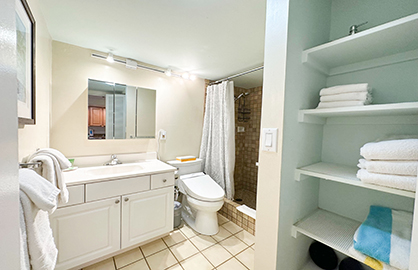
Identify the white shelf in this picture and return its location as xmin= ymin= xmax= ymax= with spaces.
xmin=302 ymin=13 xmax=418 ymax=75
xmin=292 ymin=209 xmax=360 ymax=257
xmin=298 ymin=102 xmax=418 ymax=124
xmin=295 ymin=162 xmax=416 ymax=198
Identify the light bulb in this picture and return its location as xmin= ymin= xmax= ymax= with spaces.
xmin=106 ymin=53 xmax=114 ymax=63
xmin=182 ymin=72 xmax=190 ymax=80
xmin=190 ymin=74 xmax=197 ymax=81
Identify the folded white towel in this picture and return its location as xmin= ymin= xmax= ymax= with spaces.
xmin=25 ymin=148 xmax=71 ymax=203
xmin=316 ymin=100 xmax=370 ymax=109
xmin=358 ymin=159 xmax=418 ymax=176
xmin=360 ymin=139 xmax=418 ymax=161
xmin=19 ymin=169 xmax=60 ymax=270
xmin=20 ymin=169 xmax=61 ymax=213
xmin=34 ymin=148 xmax=72 ymax=169
xmin=319 ymin=83 xmax=370 ymax=96
xmin=320 ymin=92 xmax=372 ymax=102
xmin=357 ymin=169 xmax=416 ymax=192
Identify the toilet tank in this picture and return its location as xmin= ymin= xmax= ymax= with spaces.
xmin=167 ymin=159 xmax=203 ymax=175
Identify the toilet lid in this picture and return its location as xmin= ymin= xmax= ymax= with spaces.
xmin=181 ymin=174 xmax=225 ymax=202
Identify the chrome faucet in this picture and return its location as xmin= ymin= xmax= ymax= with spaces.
xmin=105 ymin=154 xmax=122 ymax=166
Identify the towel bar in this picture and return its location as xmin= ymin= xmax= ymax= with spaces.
xmin=19 ymin=161 xmax=42 ymax=168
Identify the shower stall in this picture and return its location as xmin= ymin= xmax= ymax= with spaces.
xmin=233 ymin=85 xmax=262 ymax=210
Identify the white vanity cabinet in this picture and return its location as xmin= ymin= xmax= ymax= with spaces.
xmin=50 ymin=197 xmax=121 ymax=270
xmin=121 ymin=187 xmax=173 ymax=249
xmin=50 ymin=170 xmax=175 ymax=270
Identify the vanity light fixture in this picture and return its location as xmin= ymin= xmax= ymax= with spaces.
xmin=165 ymin=68 xmax=172 ymax=77
xmin=91 ymin=52 xmax=198 ymax=81
xmin=182 ymin=72 xmax=190 ymax=80
xmin=106 ymin=52 xmax=114 ymax=63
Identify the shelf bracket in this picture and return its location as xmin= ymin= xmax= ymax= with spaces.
xmin=294 ymin=169 xmax=309 ymax=181
xmin=291 ymin=226 xmax=300 ymax=238
xmin=298 ymin=111 xmax=326 ymax=125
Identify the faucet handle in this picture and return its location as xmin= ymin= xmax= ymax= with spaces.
xmin=111 ymin=154 xmax=117 ymax=159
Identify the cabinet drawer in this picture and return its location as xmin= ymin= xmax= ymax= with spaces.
xmin=58 ymin=185 xmax=84 ymax=208
xmin=86 ymin=176 xmax=150 ymax=202
xmin=151 ymin=172 xmax=174 ymax=189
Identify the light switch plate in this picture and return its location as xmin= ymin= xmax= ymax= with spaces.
xmin=262 ymin=128 xmax=278 ymax=152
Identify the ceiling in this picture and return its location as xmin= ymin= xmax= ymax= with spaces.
xmin=39 ymin=0 xmax=266 ymax=88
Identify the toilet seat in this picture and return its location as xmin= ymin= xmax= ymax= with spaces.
xmin=181 ymin=174 xmax=225 ymax=202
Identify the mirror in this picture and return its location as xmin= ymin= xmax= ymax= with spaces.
xmin=88 ymin=79 xmax=156 ymax=140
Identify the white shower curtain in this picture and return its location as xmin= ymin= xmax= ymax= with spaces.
xmin=199 ymin=81 xmax=235 ymax=200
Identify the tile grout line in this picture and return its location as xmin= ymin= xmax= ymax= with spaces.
xmin=162 ymin=232 xmax=185 ymax=270
xmin=138 ymin=245 xmax=152 ymax=270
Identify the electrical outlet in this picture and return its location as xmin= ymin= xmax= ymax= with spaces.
xmin=159 ymin=130 xmax=167 ymax=140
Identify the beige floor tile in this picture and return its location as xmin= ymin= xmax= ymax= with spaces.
xmin=219 ymin=236 xmax=248 ymax=256
xmin=217 ymin=214 xmax=229 ymax=225
xmin=118 ymin=259 xmax=149 ymax=270
xmin=236 ymin=247 xmax=255 ymax=270
xmin=189 ymin=234 xmax=217 ymax=251
xmin=216 ymin=258 xmax=247 ymax=270
xmin=211 ymin=226 xmax=232 ymax=242
xmin=169 ymin=240 xmax=199 ymax=262
xmin=165 ymin=264 xmax=183 ymax=270
xmin=201 ymin=244 xmax=232 ymax=267
xmin=145 ymin=249 xmax=177 ymax=270
xmin=222 ymin=221 xmax=243 ymax=234
xmin=180 ymin=225 xmax=199 ymax=238
xmin=114 ymin=248 xmax=144 ymax=269
xmin=235 ymin=230 xmax=256 ymax=246
xmin=162 ymin=230 xmax=187 ymax=247
xmin=140 ymin=239 xmax=167 ymax=257
xmin=83 ymin=258 xmax=115 ymax=270
xmin=180 ymin=253 xmax=213 ymax=270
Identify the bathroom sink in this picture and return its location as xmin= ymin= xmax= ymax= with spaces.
xmin=85 ymin=163 xmax=143 ymax=176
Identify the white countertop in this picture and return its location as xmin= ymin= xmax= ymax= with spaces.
xmin=63 ymin=159 xmax=176 ymax=186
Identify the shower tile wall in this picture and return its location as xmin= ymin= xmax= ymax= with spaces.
xmin=234 ymin=86 xmax=262 ymax=202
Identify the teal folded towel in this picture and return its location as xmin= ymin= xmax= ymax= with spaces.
xmin=354 ymin=205 xmax=412 ymax=270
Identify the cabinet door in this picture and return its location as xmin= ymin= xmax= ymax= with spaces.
xmin=89 ymin=107 xmax=104 ymax=126
xmin=50 ymin=197 xmax=121 ymax=270
xmin=121 ymin=187 xmax=174 ymax=249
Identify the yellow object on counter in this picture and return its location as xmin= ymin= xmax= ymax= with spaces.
xmin=176 ymin=156 xmax=197 ymax=162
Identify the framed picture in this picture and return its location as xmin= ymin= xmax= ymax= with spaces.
xmin=16 ymin=0 xmax=36 ymax=125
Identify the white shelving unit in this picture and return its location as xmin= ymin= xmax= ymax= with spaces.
xmin=302 ymin=13 xmax=418 ymax=76
xmin=292 ymin=209 xmax=360 ymax=257
xmin=295 ymin=162 xmax=416 ymax=198
xmin=298 ymin=102 xmax=418 ymax=124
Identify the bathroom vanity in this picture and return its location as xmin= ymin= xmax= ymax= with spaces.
xmin=50 ymin=158 xmax=175 ymax=270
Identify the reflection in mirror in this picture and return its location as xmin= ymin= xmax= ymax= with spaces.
xmin=88 ymin=79 xmax=156 ymax=140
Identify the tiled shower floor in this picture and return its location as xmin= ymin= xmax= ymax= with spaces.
xmin=234 ymin=189 xmax=257 ymax=210
xmin=83 ymin=214 xmax=255 ymax=270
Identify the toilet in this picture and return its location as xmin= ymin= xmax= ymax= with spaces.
xmin=167 ymin=159 xmax=225 ymax=235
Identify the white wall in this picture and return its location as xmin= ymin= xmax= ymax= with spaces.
xmin=18 ymin=0 xmax=53 ymax=160
xmin=254 ymin=0 xmax=289 ymax=268
xmin=0 ymin=0 xmax=20 ymax=267
xmin=50 ymin=41 xmax=205 ymax=160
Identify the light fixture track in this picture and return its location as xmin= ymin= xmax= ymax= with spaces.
xmin=91 ymin=53 xmax=189 ymax=79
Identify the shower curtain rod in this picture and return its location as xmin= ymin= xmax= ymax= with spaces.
xmin=209 ymin=66 xmax=264 ymax=85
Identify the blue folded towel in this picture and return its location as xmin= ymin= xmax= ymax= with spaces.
xmin=354 ymin=206 xmax=412 ymax=270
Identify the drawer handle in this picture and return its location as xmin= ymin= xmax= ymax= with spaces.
xmin=115 ymin=199 xmax=120 ymax=204
xmin=163 ymin=179 xmax=167 ymax=183
xmin=124 ymin=197 xmax=129 ymax=202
